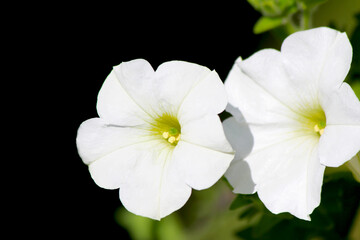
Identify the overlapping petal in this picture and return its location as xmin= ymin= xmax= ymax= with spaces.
xmin=228 ymin=56 xmax=306 ymax=125
xmin=223 ymin=113 xmax=255 ymax=194
xmin=172 ymin=141 xmax=234 ymax=190
xmin=319 ymin=83 xmax=360 ymax=167
xmin=178 ymin=70 xmax=228 ymax=122
xmin=239 ymin=49 xmax=307 ymax=110
xmin=180 ymin=114 xmax=233 ymax=153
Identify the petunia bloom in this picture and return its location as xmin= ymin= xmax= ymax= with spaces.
xmin=223 ymin=27 xmax=360 ymax=220
xmin=76 ymin=59 xmax=234 ymax=220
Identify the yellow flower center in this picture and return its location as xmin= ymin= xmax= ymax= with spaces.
xmin=298 ymin=103 xmax=326 ymax=137
xmin=149 ymin=113 xmax=181 ymax=146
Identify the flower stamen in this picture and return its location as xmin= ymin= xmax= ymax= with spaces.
xmin=313 ymin=120 xmax=326 ymax=136
xmin=314 ymin=124 xmax=324 ymax=135
xmin=168 ymin=136 xmax=176 ymax=143
xmin=162 ymin=132 xmax=170 ymax=139
xmin=162 ymin=129 xmax=181 ymax=145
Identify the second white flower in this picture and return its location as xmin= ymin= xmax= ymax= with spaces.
xmin=224 ymin=27 xmax=360 ymax=220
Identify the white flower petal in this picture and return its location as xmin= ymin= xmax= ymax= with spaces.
xmin=321 ymin=83 xmax=360 ymax=125
xmin=97 ymin=59 xmax=154 ymax=125
xmin=319 ymin=83 xmax=360 ymax=167
xmin=250 ymin=135 xmax=325 ymax=220
xmin=223 ymin=116 xmax=255 ymax=194
xmin=172 ymin=141 xmax=234 ymax=190
xmin=119 ymin=148 xmax=191 ymax=220
xmin=178 ymin=70 xmax=228 ymax=122
xmin=89 ymin=143 xmax=145 ymax=189
xmin=240 ymin=49 xmax=299 ymax=107
xmin=154 ymin=61 xmax=212 ymax=115
xmin=319 ymin=126 xmax=360 ymax=167
xmin=111 ymin=58 xmax=162 ymax=118
xmin=181 ymin=114 xmax=233 ymax=153
xmin=281 ymin=27 xmax=352 ymax=91
xmin=76 ymin=118 xmax=149 ymax=165
xmin=225 ymin=56 xmax=299 ymax=125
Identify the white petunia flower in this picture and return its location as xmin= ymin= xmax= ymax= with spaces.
xmin=76 ymin=59 xmax=234 ymax=220
xmin=223 ymin=27 xmax=360 ymax=220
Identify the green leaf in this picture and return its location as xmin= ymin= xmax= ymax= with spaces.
xmin=247 ymin=0 xmax=297 ymax=17
xmin=115 ymin=207 xmax=155 ymax=240
xmin=156 ymin=214 xmax=184 ymax=240
xmin=346 ymin=152 xmax=360 ymax=182
xmin=349 ymin=14 xmax=360 ymax=81
xmin=238 ymin=204 xmax=261 ymax=219
xmin=229 ymin=195 xmax=253 ymax=210
xmin=313 ymin=0 xmax=360 ymax=37
xmin=252 ymin=212 xmax=286 ymax=237
xmin=253 ymin=16 xmax=284 ymax=34
xmin=235 ymin=177 xmax=360 ymax=240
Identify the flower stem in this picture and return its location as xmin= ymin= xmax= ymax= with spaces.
xmin=348 ymin=204 xmax=360 ymax=240
xmin=284 ymin=19 xmax=298 ymax=35
xmin=346 ymin=152 xmax=360 ymax=182
xmin=301 ymin=9 xmax=312 ymax=30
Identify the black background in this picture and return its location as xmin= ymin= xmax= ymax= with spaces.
xmin=27 ymin=2 xmax=262 ymax=238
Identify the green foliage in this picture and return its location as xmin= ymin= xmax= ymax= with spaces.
xmin=349 ymin=14 xmax=360 ymax=83
xmin=230 ymin=176 xmax=360 ymax=240
xmin=346 ymin=13 xmax=360 ymax=101
xmin=248 ymin=0 xmax=330 ymax=34
xmin=247 ymin=0 xmax=298 ymax=34
xmin=229 ymin=194 xmax=254 ymax=210
xmin=312 ymin=0 xmax=360 ymax=37
xmin=352 ymin=81 xmax=360 ymax=100
xmin=254 ymin=16 xmax=284 ymax=34
xmin=115 ymin=207 xmax=185 ymax=240
xmin=247 ymin=0 xmax=297 ymax=17
xmin=115 ymin=180 xmax=249 ymax=240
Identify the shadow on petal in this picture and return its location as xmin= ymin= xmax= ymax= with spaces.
xmin=223 ymin=105 xmax=256 ymax=194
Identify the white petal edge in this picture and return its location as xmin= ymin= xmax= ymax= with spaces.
xmin=89 ymin=143 xmax=147 ymax=189
xmin=97 ymin=59 xmax=154 ymax=126
xmin=172 ymin=141 xmax=234 ymax=190
xmin=178 ymin=70 xmax=228 ymax=123
xmin=119 ymin=147 xmax=191 ymax=220
xmin=281 ymin=27 xmax=352 ymax=91
xmin=250 ymin=136 xmax=325 ymax=220
xmin=76 ymin=118 xmax=150 ymax=165
xmin=319 ymin=83 xmax=360 ymax=167
xmin=225 ymin=56 xmax=302 ymax=125
xmin=153 ymin=60 xmax=212 ymax=115
xmin=180 ymin=114 xmax=233 ymax=153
